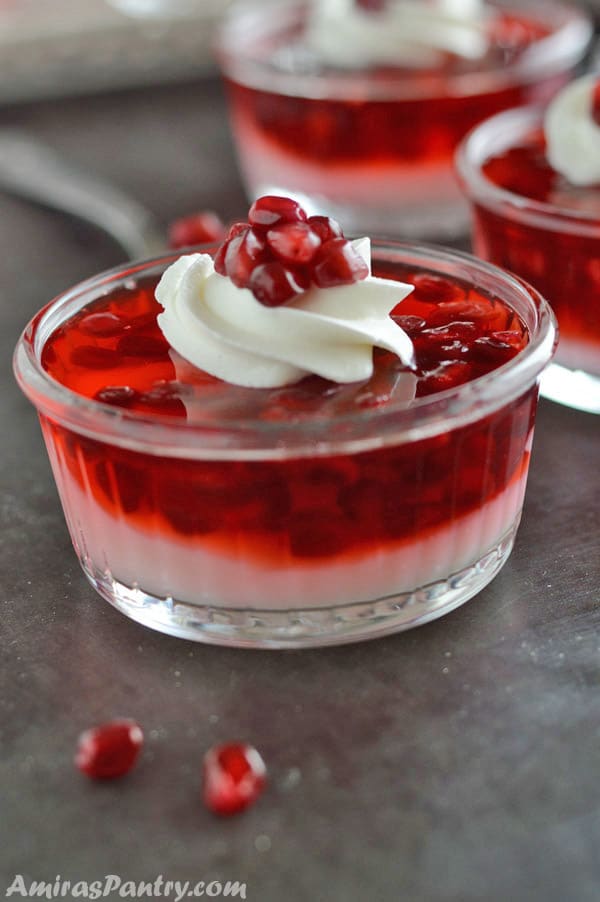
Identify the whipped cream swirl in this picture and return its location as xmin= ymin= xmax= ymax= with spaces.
xmin=156 ymin=239 xmax=415 ymax=388
xmin=305 ymin=0 xmax=490 ymax=69
xmin=544 ymin=75 xmax=600 ymax=187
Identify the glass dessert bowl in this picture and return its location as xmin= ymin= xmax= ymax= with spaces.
xmin=215 ymin=0 xmax=591 ymax=240
xmin=457 ymin=74 xmax=600 ymax=414
xmin=14 ymin=198 xmax=556 ymax=647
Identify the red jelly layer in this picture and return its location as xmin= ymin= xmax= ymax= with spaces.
xmin=477 ymin=132 xmax=600 ymax=348
xmin=39 ymin=266 xmax=532 ymax=561
xmin=223 ymin=12 xmax=556 ymax=170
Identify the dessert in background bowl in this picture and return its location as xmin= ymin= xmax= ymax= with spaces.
xmin=14 ymin=197 xmax=556 ymax=648
xmin=215 ymin=0 xmax=591 ymax=240
xmin=457 ymin=73 xmax=600 ymax=414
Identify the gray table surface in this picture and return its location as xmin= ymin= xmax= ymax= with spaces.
xmin=1 ymin=77 xmax=599 ymax=902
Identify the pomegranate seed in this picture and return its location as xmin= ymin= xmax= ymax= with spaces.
xmin=117 ymin=333 xmax=169 ymax=360
xmin=70 ymin=346 xmax=121 ymax=370
xmin=307 ymin=215 xmax=343 ymax=243
xmin=225 ymin=228 xmax=267 ymax=288
xmin=313 ymin=238 xmax=369 ymax=288
xmin=94 ymin=385 xmax=140 ymax=407
xmin=226 ymin=221 xmax=251 ymax=241
xmin=75 ymin=719 xmax=143 ymax=780
xmin=412 ymin=274 xmax=465 ymax=304
xmin=592 ymin=79 xmax=600 ymax=126
xmin=248 ymin=196 xmax=307 ymax=231
xmin=249 ymin=261 xmax=304 ymax=306
xmin=356 ymin=0 xmax=386 ymax=10
xmin=392 ymin=314 xmax=427 ymax=336
xmin=79 ymin=312 xmax=124 ymax=337
xmin=469 ymin=336 xmax=520 ymax=364
xmin=168 ymin=211 xmax=226 ymax=249
xmin=203 ymin=743 xmax=266 ymax=816
xmin=213 ymin=239 xmax=229 ymax=275
xmin=266 ymin=221 xmax=321 ymax=265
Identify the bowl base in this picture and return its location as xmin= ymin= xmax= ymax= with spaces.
xmin=540 ymin=362 xmax=600 ymax=415
xmin=81 ymin=521 xmax=519 ymax=648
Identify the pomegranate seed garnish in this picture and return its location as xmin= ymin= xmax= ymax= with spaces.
xmin=226 ymin=221 xmax=251 ymax=241
xmin=306 ymin=215 xmax=343 ymax=243
xmin=203 ymin=743 xmax=266 ymax=816
xmin=249 ymin=261 xmax=304 ymax=306
xmin=94 ymin=385 xmax=140 ymax=407
xmin=248 ymin=196 xmax=307 ymax=231
xmin=592 ymin=79 xmax=600 ymax=126
xmin=313 ymin=238 xmax=369 ymax=288
xmin=213 ymin=239 xmax=229 ymax=275
xmin=356 ymin=0 xmax=387 ymax=11
xmin=75 ymin=719 xmax=143 ymax=780
xmin=266 ymin=221 xmax=322 ymax=265
xmin=168 ymin=211 xmax=226 ymax=249
xmin=225 ymin=228 xmax=267 ymax=288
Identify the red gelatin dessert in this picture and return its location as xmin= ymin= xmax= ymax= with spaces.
xmin=14 ymin=198 xmax=556 ymax=646
xmin=457 ymin=74 xmax=600 ymax=413
xmin=215 ymin=0 xmax=591 ymax=239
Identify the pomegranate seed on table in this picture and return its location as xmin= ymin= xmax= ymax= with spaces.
xmin=266 ymin=221 xmax=322 ymax=265
xmin=203 ymin=743 xmax=267 ymax=816
xmin=168 ymin=211 xmax=226 ymax=249
xmin=313 ymin=238 xmax=369 ymax=287
xmin=75 ymin=719 xmax=143 ymax=780
xmin=248 ymin=195 xmax=308 ymax=230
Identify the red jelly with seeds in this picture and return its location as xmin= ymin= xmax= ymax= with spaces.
xmin=14 ymin=241 xmax=556 ymax=647
xmin=215 ymin=0 xmax=591 ymax=239
xmin=458 ymin=105 xmax=600 ymax=413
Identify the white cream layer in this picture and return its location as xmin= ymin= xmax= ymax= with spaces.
xmin=156 ymin=241 xmax=415 ymax=388
xmin=545 ymin=75 xmax=600 ymax=187
xmin=55 ymin=465 xmax=529 ymax=611
xmin=306 ymin=0 xmax=490 ymax=68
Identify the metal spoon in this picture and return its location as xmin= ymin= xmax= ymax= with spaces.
xmin=0 ymin=129 xmax=166 ymax=260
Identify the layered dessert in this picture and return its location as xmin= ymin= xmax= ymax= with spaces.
xmin=15 ymin=197 xmax=556 ymax=645
xmin=457 ymin=74 xmax=600 ymax=412
xmin=216 ymin=0 xmax=591 ymax=237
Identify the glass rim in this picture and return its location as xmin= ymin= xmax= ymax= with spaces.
xmin=214 ymin=0 xmax=592 ymax=103
xmin=456 ymin=104 xmax=600 ymax=237
xmin=13 ymin=241 xmax=557 ymax=459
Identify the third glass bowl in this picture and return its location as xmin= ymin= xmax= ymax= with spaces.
xmin=215 ymin=0 xmax=591 ymax=240
xmin=457 ymin=105 xmax=600 ymax=415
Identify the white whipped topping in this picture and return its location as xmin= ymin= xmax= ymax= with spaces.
xmin=544 ymin=75 xmax=600 ymax=187
xmin=155 ymin=239 xmax=415 ymax=388
xmin=305 ymin=0 xmax=489 ymax=69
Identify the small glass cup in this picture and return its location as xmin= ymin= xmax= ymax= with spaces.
xmin=14 ymin=242 xmax=556 ymax=648
xmin=457 ymin=105 xmax=600 ymax=415
xmin=215 ymin=0 xmax=591 ymax=240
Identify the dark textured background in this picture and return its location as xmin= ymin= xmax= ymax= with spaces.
xmin=1 ymin=76 xmax=600 ymax=902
